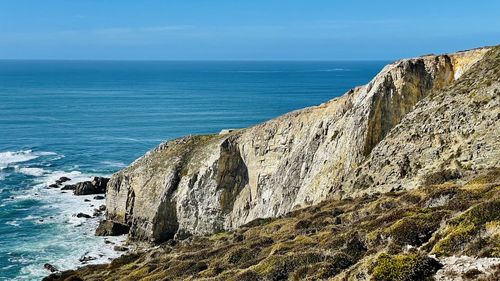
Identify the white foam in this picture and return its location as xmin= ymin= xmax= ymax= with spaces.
xmin=0 ymin=150 xmax=38 ymax=170
xmin=0 ymin=150 xmax=58 ymax=170
xmin=7 ymin=168 xmax=125 ymax=281
xmin=319 ymin=68 xmax=350 ymax=72
xmin=5 ymin=220 xmax=20 ymax=227
xmin=1 ymin=150 xmax=125 ymax=280
xmin=14 ymin=167 xmax=47 ymax=177
xmin=101 ymin=160 xmax=126 ymax=168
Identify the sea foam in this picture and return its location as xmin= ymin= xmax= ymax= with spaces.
xmin=0 ymin=150 xmax=57 ymax=170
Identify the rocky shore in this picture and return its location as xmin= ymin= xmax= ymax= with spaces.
xmin=41 ymin=175 xmax=130 ymax=274
xmin=45 ymin=45 xmax=499 ymax=280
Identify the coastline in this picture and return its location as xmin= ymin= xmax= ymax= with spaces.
xmin=0 ymin=151 xmax=127 ymax=280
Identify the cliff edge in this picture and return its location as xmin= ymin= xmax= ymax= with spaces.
xmin=99 ymin=46 xmax=497 ymax=243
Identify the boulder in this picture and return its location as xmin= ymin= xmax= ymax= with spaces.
xmin=76 ymin=213 xmax=91 ymax=219
xmin=113 ymin=245 xmax=128 ymax=252
xmin=55 ymin=176 xmax=71 ymax=185
xmin=79 ymin=255 xmax=96 ymax=263
xmin=95 ymin=220 xmax=129 ymax=236
xmin=73 ymin=177 xmax=109 ymax=195
xmin=93 ymin=209 xmax=102 ymax=217
xmin=61 ymin=184 xmax=76 ymax=191
xmin=44 ymin=263 xmax=58 ymax=272
xmin=93 ymin=195 xmax=105 ymax=200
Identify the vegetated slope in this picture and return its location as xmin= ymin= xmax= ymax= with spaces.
xmin=44 ymin=169 xmax=500 ymax=281
xmin=99 ymin=47 xmax=493 ymax=243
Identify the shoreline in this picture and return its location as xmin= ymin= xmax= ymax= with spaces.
xmin=37 ymin=175 xmax=128 ymax=276
xmin=0 ymin=153 xmax=128 ymax=280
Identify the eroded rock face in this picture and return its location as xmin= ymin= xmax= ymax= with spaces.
xmin=343 ymin=46 xmax=500 ymax=198
xmin=95 ymin=220 xmax=130 ymax=236
xmin=103 ymin=47 xmax=496 ymax=242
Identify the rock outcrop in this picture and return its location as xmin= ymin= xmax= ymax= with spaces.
xmin=343 ymin=47 xmax=500 ymax=198
xmin=101 ymin=46 xmax=497 ymax=243
xmin=72 ymin=177 xmax=109 ymax=195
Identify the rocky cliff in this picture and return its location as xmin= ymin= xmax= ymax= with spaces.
xmin=100 ymin=46 xmax=496 ymax=243
xmin=47 ymin=45 xmax=500 ymax=281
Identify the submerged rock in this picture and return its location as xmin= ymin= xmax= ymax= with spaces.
xmin=43 ymin=263 xmax=58 ymax=273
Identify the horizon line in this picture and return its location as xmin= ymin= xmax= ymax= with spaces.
xmin=0 ymin=58 xmax=394 ymax=62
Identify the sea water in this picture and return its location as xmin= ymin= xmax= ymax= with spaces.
xmin=0 ymin=60 xmax=386 ymax=280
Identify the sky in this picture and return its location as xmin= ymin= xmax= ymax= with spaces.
xmin=0 ymin=0 xmax=499 ymax=60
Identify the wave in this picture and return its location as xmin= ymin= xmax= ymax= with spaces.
xmin=14 ymin=166 xmax=48 ymax=177
xmin=34 ymin=170 xmax=94 ymax=188
xmin=227 ymin=68 xmax=351 ymax=73
xmin=318 ymin=68 xmax=350 ymax=72
xmin=101 ymin=160 xmax=126 ymax=168
xmin=0 ymin=150 xmax=58 ymax=170
xmin=3 ymin=167 xmax=124 ymax=280
xmin=5 ymin=220 xmax=20 ymax=227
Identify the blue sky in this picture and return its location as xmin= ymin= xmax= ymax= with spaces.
xmin=0 ymin=0 xmax=499 ymax=60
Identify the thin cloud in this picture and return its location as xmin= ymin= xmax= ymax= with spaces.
xmin=93 ymin=25 xmax=193 ymax=35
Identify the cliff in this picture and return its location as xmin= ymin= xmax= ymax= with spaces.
xmin=99 ymin=46 xmax=496 ymax=243
xmin=46 ymin=45 xmax=500 ymax=280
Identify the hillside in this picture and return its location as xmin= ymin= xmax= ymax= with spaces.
xmin=45 ymin=170 xmax=500 ymax=280
xmin=99 ymin=47 xmax=493 ymax=243
xmin=46 ymin=45 xmax=499 ymax=280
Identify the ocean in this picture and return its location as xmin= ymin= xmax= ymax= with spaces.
xmin=0 ymin=60 xmax=387 ymax=280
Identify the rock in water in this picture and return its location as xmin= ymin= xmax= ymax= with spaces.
xmin=55 ymin=176 xmax=71 ymax=185
xmin=73 ymin=177 xmax=109 ymax=195
xmin=43 ymin=263 xmax=58 ymax=272
xmin=95 ymin=220 xmax=129 ymax=236
xmin=76 ymin=213 xmax=91 ymax=219
xmin=61 ymin=184 xmax=76 ymax=191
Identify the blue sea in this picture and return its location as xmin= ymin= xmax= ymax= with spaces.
xmin=0 ymin=60 xmax=386 ymax=280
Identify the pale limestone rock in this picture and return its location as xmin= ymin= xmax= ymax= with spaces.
xmin=434 ymin=256 xmax=500 ymax=281
xmin=101 ymin=47 xmax=496 ymax=242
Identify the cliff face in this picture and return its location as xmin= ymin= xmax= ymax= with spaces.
xmin=343 ymin=47 xmax=500 ymax=198
xmin=102 ymin=47 xmax=494 ymax=242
